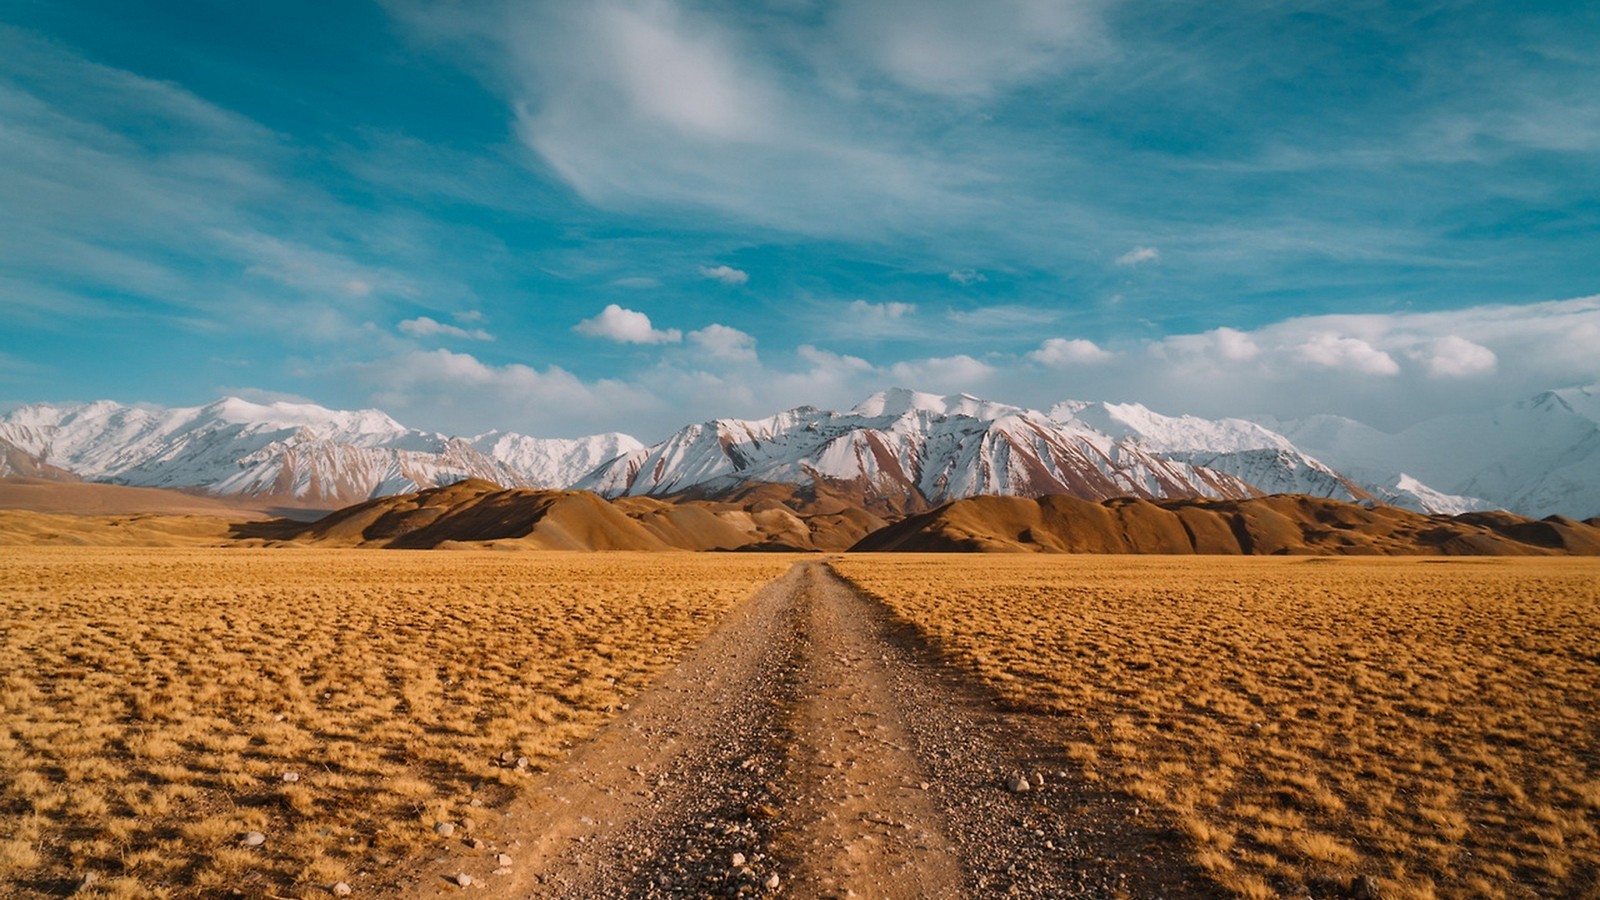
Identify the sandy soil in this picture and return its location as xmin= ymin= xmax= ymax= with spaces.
xmin=394 ymin=561 xmax=1215 ymax=898
xmin=0 ymin=477 xmax=327 ymax=519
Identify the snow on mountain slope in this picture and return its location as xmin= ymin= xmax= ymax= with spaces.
xmin=581 ymin=388 xmax=1258 ymax=510
xmin=1049 ymin=401 xmax=1377 ymax=504
xmin=0 ymin=399 xmax=640 ymax=507
xmin=1266 ymin=385 xmax=1600 ymax=519
xmin=471 ymin=431 xmax=645 ymax=489
xmin=6 ymin=387 xmax=1589 ymax=518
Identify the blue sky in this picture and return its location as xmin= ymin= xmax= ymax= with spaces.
xmin=2 ymin=0 xmax=1597 ymax=438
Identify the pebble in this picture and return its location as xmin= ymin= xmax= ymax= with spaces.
xmin=467 ymin=838 xmax=486 ymax=851
xmin=765 ymin=873 xmax=781 ymax=889
xmin=731 ymin=852 xmax=746 ymax=867
xmin=241 ymin=831 xmax=266 ymax=848
xmin=282 ymin=772 xmax=301 ymax=783
xmin=459 ymin=817 xmax=476 ymax=833
xmin=455 ymin=872 xmax=472 ymax=888
xmin=331 ymin=882 xmax=352 ymax=896
xmin=1031 ymin=772 xmax=1046 ymax=788
xmin=1005 ymin=773 xmax=1031 ymax=793
xmin=496 ymin=853 xmax=513 ymax=868
xmin=435 ymin=822 xmax=456 ymax=837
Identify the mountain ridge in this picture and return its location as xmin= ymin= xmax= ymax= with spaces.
xmin=3 ymin=385 xmax=1595 ymax=518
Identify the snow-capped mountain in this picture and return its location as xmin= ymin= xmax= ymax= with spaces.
xmin=581 ymin=388 xmax=1307 ymax=512
xmin=7 ymin=387 xmax=1588 ymax=518
xmin=0 ymin=398 xmax=640 ymax=507
xmin=1261 ymin=384 xmax=1600 ymax=519
xmin=1049 ymin=401 xmax=1372 ymax=502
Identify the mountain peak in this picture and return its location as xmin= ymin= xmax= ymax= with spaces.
xmin=850 ymin=387 xmax=949 ymax=418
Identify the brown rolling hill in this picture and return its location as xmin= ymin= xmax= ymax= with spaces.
xmin=7 ymin=477 xmax=1596 ymax=555
xmin=252 ymin=479 xmax=886 ymax=551
xmin=850 ymin=493 xmax=1600 ymax=555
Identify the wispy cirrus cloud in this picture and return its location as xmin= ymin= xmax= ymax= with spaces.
xmin=398 ymin=315 xmax=494 ymax=342
xmin=1114 ymin=246 xmax=1159 ymax=267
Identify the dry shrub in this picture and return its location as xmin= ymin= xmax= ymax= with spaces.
xmin=0 ymin=548 xmax=788 ymax=897
xmin=833 ymin=555 xmax=1600 ymax=898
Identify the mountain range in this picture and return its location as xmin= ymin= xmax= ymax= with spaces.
xmin=2 ymin=385 xmax=1596 ymax=519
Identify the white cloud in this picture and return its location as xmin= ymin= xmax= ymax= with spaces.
xmin=948 ymin=269 xmax=986 ymax=286
xmin=887 ymin=354 xmax=995 ymax=391
xmin=1115 ymin=246 xmax=1160 ymax=267
xmin=1028 ymin=337 xmax=1114 ymax=366
xmin=848 ymin=299 xmax=916 ymax=321
xmin=946 ymin=305 xmax=1060 ymax=329
xmin=352 ymin=296 xmax=1600 ymax=439
xmin=699 ymin=264 xmax=749 ymax=285
xmin=688 ymin=323 xmax=757 ymax=361
xmin=1294 ymin=334 xmax=1402 ymax=376
xmin=610 ymin=276 xmax=662 ymax=289
xmin=796 ymin=344 xmax=873 ymax=373
xmin=1154 ymin=326 xmax=1260 ymax=364
xmin=398 ymin=315 xmax=493 ymax=341
xmin=397 ymin=2 xmax=990 ymax=240
xmin=574 ymin=304 xmax=683 ymax=344
xmin=344 ymin=279 xmax=373 ymax=297
xmin=1413 ymin=335 xmax=1498 ymax=378
xmin=361 ymin=348 xmax=651 ymax=438
xmin=836 ymin=0 xmax=1109 ymax=99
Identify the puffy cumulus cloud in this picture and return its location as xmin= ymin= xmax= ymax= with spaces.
xmin=1114 ymin=246 xmax=1159 ymax=267
xmin=360 ymin=349 xmax=652 ymax=438
xmin=688 ymin=323 xmax=757 ymax=361
xmin=574 ymin=304 xmax=683 ymax=344
xmin=699 ymin=264 xmax=749 ymax=285
xmin=796 ymin=344 xmax=873 ymax=373
xmin=1152 ymin=327 xmax=1260 ymax=364
xmin=887 ymin=354 xmax=995 ymax=392
xmin=948 ymin=269 xmax=986 ymax=286
xmin=398 ymin=315 xmax=493 ymax=341
xmin=1028 ymin=337 xmax=1114 ymax=367
xmin=1413 ymin=335 xmax=1498 ymax=378
xmin=1293 ymin=334 xmax=1401 ymax=375
xmin=353 ymin=297 xmax=1600 ymax=439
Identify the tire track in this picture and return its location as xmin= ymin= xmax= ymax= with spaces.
xmin=396 ymin=561 xmax=1215 ymax=899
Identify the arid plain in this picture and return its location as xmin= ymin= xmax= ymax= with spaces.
xmin=2 ymin=544 xmax=1596 ymax=898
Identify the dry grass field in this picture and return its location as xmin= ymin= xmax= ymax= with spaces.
xmin=0 ymin=548 xmax=790 ymax=898
xmin=832 ymin=555 xmax=1600 ymax=899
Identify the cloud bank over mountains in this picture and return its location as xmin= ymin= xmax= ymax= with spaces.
xmin=357 ymin=295 xmax=1600 ymax=440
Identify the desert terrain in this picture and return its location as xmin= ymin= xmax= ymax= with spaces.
xmin=2 ymin=540 xmax=1596 ymax=898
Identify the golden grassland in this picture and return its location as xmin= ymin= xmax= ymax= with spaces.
xmin=0 ymin=548 xmax=791 ymax=898
xmin=832 ymin=555 xmax=1600 ymax=899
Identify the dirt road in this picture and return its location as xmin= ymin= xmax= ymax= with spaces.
xmin=397 ymin=561 xmax=1212 ymax=898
